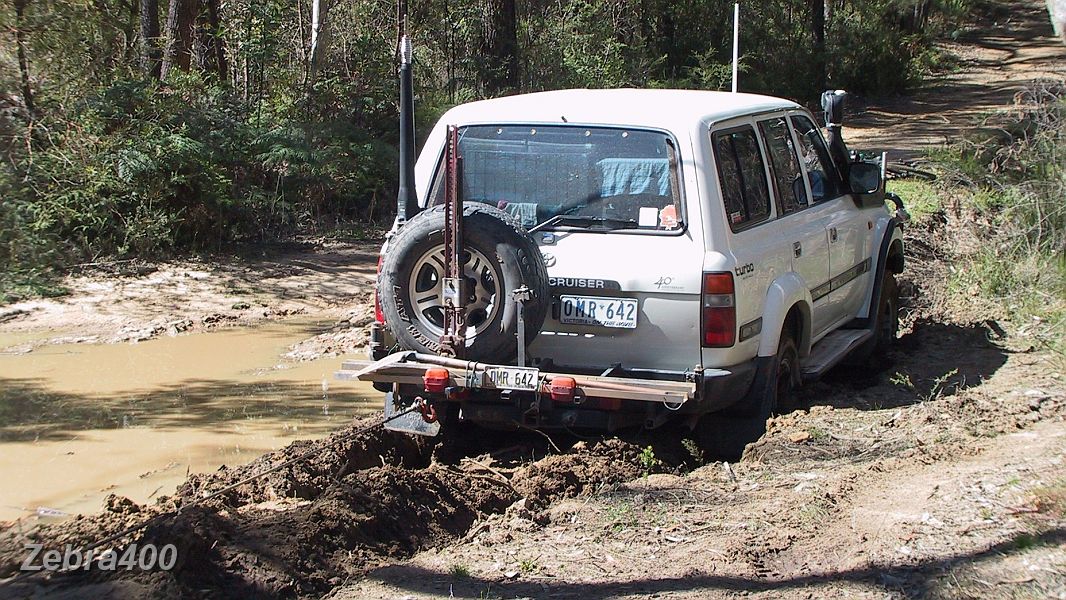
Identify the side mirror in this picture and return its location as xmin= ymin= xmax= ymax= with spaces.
xmin=848 ymin=162 xmax=882 ymax=195
xmin=821 ymin=90 xmax=846 ymax=127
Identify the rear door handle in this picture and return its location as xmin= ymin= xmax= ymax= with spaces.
xmin=829 ymin=227 xmax=838 ymax=242
xmin=793 ymin=241 xmax=802 ymax=258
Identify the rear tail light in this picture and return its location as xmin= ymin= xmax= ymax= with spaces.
xmin=549 ymin=376 xmax=576 ymax=403
xmin=423 ymin=367 xmax=450 ymax=393
xmin=702 ymin=272 xmax=736 ymax=347
xmin=374 ymin=291 xmax=385 ymax=324
xmin=374 ymin=255 xmax=385 ymax=324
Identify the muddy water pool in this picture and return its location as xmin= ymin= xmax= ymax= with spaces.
xmin=0 ymin=321 xmax=378 ymax=523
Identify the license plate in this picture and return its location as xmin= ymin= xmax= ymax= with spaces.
xmin=560 ymin=295 xmax=638 ymax=329
xmin=484 ymin=366 xmax=540 ymax=391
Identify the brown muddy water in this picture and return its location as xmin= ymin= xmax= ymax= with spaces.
xmin=0 ymin=321 xmax=379 ymax=523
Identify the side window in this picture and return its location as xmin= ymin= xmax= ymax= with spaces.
xmin=790 ymin=115 xmax=839 ymax=203
xmin=758 ymin=118 xmax=809 ymax=216
xmin=712 ymin=126 xmax=771 ymax=231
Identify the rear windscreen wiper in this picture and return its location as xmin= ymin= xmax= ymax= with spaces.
xmin=530 ymin=215 xmax=642 ymax=233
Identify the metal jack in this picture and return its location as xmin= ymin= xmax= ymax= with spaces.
xmin=439 ymin=125 xmax=466 ymax=358
xmin=512 ymin=285 xmax=532 ymax=367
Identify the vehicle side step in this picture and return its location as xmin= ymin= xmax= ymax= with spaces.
xmin=801 ymin=329 xmax=872 ymax=381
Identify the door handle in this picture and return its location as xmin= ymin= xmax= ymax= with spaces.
xmin=793 ymin=241 xmax=802 ymax=258
xmin=829 ymin=227 xmax=838 ymax=243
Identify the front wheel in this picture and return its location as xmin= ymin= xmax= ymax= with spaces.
xmin=852 ymin=271 xmax=900 ymax=366
xmin=872 ymin=273 xmax=900 ymax=354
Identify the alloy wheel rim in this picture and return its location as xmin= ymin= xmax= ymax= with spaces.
xmin=406 ymin=245 xmax=502 ymax=341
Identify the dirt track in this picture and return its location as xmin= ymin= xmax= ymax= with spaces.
xmin=845 ymin=0 xmax=1066 ymax=161
xmin=1 ymin=2 xmax=1066 ymax=599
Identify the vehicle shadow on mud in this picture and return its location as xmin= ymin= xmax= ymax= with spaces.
xmin=367 ymin=526 xmax=1066 ymax=599
xmin=799 ymin=318 xmax=1011 ymax=412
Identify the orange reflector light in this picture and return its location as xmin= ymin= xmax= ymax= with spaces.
xmin=549 ymin=376 xmax=577 ymax=403
xmin=423 ymin=367 xmax=450 ymax=393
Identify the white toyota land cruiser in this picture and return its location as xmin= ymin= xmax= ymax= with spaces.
xmin=344 ymin=87 xmax=906 ymax=458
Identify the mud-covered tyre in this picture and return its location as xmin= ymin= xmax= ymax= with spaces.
xmin=870 ymin=272 xmax=899 ymax=355
xmin=696 ymin=330 xmax=799 ymax=461
xmin=378 ymin=203 xmax=549 ymax=362
xmin=852 ymin=270 xmax=900 ymax=366
xmin=773 ymin=333 xmax=802 ymax=414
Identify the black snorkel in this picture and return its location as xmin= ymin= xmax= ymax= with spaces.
xmin=821 ymin=89 xmax=850 ymax=180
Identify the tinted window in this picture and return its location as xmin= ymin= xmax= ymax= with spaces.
xmin=790 ymin=115 xmax=839 ymax=202
xmin=758 ymin=118 xmax=808 ymax=215
xmin=712 ymin=127 xmax=771 ymax=231
xmin=430 ymin=125 xmax=683 ymax=231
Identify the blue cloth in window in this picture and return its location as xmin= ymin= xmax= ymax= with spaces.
xmin=808 ymin=170 xmax=825 ymax=201
xmin=597 ymin=158 xmax=671 ymax=197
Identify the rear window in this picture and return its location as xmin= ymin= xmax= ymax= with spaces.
xmin=712 ymin=127 xmax=771 ymax=231
xmin=429 ymin=125 xmax=683 ymax=232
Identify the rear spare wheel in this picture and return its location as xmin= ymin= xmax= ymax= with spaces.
xmin=378 ymin=203 xmax=549 ymax=362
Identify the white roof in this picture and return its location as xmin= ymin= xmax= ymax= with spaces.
xmin=436 ymin=88 xmax=802 ymax=131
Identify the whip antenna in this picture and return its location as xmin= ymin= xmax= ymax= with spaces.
xmin=396 ymin=0 xmax=419 ymax=223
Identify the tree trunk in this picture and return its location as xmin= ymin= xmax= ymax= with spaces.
xmin=659 ymin=4 xmax=678 ymax=79
xmin=479 ymin=0 xmax=518 ymax=96
xmin=307 ymin=0 xmax=326 ymax=76
xmin=123 ymin=0 xmax=137 ymax=62
xmin=161 ymin=0 xmax=199 ymax=79
xmin=140 ymin=0 xmax=162 ymax=78
xmin=198 ymin=0 xmax=227 ymax=79
xmin=808 ymin=0 xmax=826 ymax=90
xmin=14 ymin=0 xmax=35 ymax=117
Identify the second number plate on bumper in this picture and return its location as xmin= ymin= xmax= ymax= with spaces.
xmin=560 ymin=295 xmax=638 ymax=329
xmin=484 ymin=367 xmax=540 ymax=391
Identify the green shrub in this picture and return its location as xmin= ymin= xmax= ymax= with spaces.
xmin=937 ymin=85 xmax=1066 ymax=356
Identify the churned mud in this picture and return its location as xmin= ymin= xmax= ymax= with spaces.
xmin=0 ymin=425 xmax=656 ymax=598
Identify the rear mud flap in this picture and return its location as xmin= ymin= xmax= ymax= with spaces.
xmin=383 ymin=392 xmax=441 ymax=437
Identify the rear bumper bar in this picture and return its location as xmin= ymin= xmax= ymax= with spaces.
xmin=337 ymin=351 xmax=756 ymax=412
xmin=338 ymin=351 xmax=701 ymax=404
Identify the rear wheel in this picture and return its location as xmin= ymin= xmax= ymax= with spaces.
xmin=776 ymin=333 xmax=802 ymax=412
xmin=696 ymin=329 xmax=800 ymax=461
